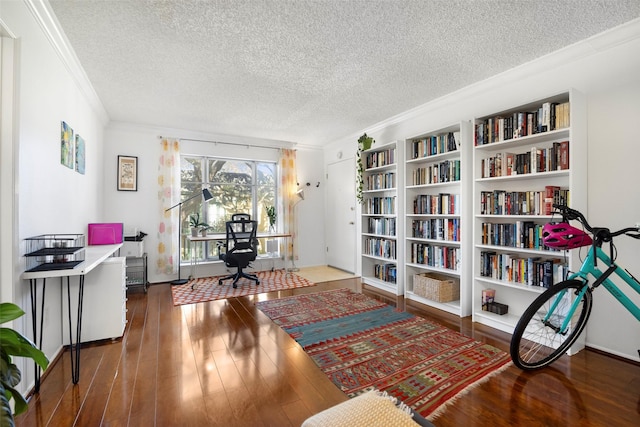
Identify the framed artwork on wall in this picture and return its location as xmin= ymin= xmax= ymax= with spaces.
xmin=117 ymin=155 xmax=138 ymax=191
xmin=75 ymin=134 xmax=86 ymax=174
xmin=61 ymin=121 xmax=74 ymax=169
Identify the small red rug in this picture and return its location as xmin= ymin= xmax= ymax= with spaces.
xmin=171 ymin=270 xmax=316 ymax=306
xmin=257 ymin=288 xmax=512 ymax=420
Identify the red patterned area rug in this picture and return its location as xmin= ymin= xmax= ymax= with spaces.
xmin=171 ymin=270 xmax=316 ymax=306
xmin=257 ymin=288 xmax=512 ymax=420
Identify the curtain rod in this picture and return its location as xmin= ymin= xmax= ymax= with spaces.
xmin=158 ymin=136 xmax=294 ymax=151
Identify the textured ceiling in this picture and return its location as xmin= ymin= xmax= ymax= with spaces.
xmin=48 ymin=0 xmax=640 ymax=146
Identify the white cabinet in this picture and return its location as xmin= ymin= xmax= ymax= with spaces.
xmin=360 ymin=141 xmax=404 ymax=295
xmin=471 ymin=90 xmax=587 ymax=335
xmin=403 ymin=122 xmax=472 ymax=316
xmin=62 ymin=256 xmax=127 ymax=344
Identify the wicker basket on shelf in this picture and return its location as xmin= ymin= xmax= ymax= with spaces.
xmin=413 ymin=273 xmax=460 ymax=303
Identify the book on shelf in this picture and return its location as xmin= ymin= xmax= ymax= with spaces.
xmin=482 ymin=288 xmax=496 ymax=311
xmin=480 ymin=189 xmax=568 ymax=216
xmin=555 ymin=101 xmax=570 ymax=129
xmin=410 ymin=132 xmax=459 ymax=159
xmin=365 ymin=147 xmax=396 ymax=169
xmin=374 ymin=263 xmax=397 ymax=284
xmin=364 ymin=237 xmax=397 ymax=259
xmin=413 ymin=193 xmax=460 ymax=215
xmin=474 ymin=100 xmax=570 ymax=146
xmin=559 ymin=141 xmax=569 ymax=170
xmin=544 ymin=185 xmax=560 ymax=215
xmin=480 ymin=142 xmax=569 ymax=178
xmin=480 ymin=251 xmax=566 ymax=287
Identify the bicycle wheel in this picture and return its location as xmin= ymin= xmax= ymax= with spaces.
xmin=510 ymin=280 xmax=592 ymax=370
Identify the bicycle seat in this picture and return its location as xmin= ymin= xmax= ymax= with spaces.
xmin=542 ymin=222 xmax=593 ymax=249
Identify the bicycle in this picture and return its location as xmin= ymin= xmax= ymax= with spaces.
xmin=510 ymin=204 xmax=640 ymax=370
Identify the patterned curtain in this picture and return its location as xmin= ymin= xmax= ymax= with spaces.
xmin=157 ymin=138 xmax=181 ymax=275
xmin=280 ymin=149 xmax=298 ymax=260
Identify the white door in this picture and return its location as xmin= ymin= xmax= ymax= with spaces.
xmin=326 ymin=158 xmax=356 ymax=273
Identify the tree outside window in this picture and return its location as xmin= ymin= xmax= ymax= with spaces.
xmin=180 ymin=155 xmax=278 ymax=263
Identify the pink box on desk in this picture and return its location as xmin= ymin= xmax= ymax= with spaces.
xmin=87 ymin=223 xmax=123 ymax=245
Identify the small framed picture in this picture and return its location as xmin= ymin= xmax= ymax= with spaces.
xmin=117 ymin=155 xmax=138 ymax=191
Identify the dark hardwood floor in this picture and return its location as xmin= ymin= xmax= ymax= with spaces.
xmin=15 ymin=277 xmax=640 ymax=426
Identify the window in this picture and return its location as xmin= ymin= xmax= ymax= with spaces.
xmin=180 ymin=155 xmax=278 ymax=262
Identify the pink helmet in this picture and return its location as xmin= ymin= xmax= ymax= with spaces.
xmin=542 ymin=222 xmax=593 ymax=250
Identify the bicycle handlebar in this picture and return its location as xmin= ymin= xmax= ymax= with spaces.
xmin=553 ymin=204 xmax=640 ymax=241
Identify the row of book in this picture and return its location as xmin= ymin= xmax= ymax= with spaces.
xmin=479 ymin=141 xmax=569 ymax=178
xmin=480 ymin=221 xmax=557 ymax=251
xmin=410 ymin=131 xmax=459 ymax=159
xmin=363 ymin=196 xmax=396 ymax=215
xmin=480 ymin=251 xmax=566 ymax=287
xmin=479 ymin=187 xmax=569 ymax=216
xmin=474 ymin=101 xmax=570 ymax=146
xmin=409 ymin=243 xmax=460 ymax=271
xmin=363 ymin=237 xmax=397 ymax=260
xmin=411 ymin=218 xmax=460 ymax=242
xmin=367 ymin=217 xmax=396 ymax=236
xmin=365 ymin=171 xmax=396 ymax=191
xmin=411 ymin=160 xmax=461 ymax=185
xmin=364 ymin=148 xmax=396 ymax=169
xmin=373 ymin=263 xmax=397 ymax=284
xmin=413 ymin=193 xmax=460 ymax=215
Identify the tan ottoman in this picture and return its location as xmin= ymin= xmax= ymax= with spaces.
xmin=302 ymin=389 xmax=434 ymax=427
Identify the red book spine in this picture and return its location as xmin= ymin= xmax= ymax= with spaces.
xmin=560 ymin=141 xmax=570 ymax=170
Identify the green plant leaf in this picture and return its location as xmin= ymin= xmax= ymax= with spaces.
xmin=0 ymin=329 xmax=48 ymax=370
xmin=0 ymin=357 xmax=21 ymax=388
xmin=1 ymin=386 xmax=17 ymax=427
xmin=1 ymin=381 xmax=28 ymax=417
xmin=0 ymin=304 xmax=24 ymax=324
xmin=0 ymin=302 xmax=49 ymax=424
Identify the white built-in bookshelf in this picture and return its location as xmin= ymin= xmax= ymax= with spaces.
xmin=360 ymin=140 xmax=404 ymax=295
xmin=471 ymin=90 xmax=587 ymax=337
xmin=403 ymin=122 xmax=472 ymax=316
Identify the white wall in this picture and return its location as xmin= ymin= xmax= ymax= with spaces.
xmin=102 ymin=123 xmax=326 ymax=283
xmin=324 ymin=20 xmax=640 ymax=361
xmin=584 ymin=83 xmax=640 ymax=359
xmin=2 ymin=0 xmax=109 ymax=393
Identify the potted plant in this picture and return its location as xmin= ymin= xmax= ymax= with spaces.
xmin=189 ymin=213 xmax=210 ymax=237
xmin=356 ymin=133 xmax=375 ymax=204
xmin=266 ymin=205 xmax=277 ymax=232
xmin=1 ymin=302 xmax=49 ymax=426
xmin=199 ymin=223 xmax=211 ymax=237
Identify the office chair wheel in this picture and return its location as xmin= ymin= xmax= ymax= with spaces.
xmin=191 ymin=283 xmax=197 ymax=290
xmin=218 ymin=279 xmax=223 ymax=286
xmin=233 ymin=284 xmax=238 ymax=289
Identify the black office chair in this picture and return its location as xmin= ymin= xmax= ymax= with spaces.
xmin=218 ymin=218 xmax=260 ymax=288
xmin=231 ymin=213 xmax=251 ymax=221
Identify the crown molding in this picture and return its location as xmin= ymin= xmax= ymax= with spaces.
xmin=25 ymin=0 xmax=109 ymax=124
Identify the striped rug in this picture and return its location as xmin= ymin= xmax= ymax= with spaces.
xmin=171 ymin=270 xmax=316 ymax=305
xmin=257 ymin=288 xmax=512 ymax=420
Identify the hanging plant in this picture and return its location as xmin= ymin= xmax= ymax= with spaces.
xmin=356 ymin=133 xmax=375 ymax=204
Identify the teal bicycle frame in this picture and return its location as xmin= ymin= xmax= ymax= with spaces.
xmin=547 ymin=245 xmax=640 ymax=334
